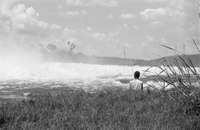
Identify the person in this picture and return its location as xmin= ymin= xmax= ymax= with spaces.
xmin=129 ymin=71 xmax=143 ymax=91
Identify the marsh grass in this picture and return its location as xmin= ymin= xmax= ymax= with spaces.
xmin=0 ymin=88 xmax=199 ymax=130
xmin=151 ymin=40 xmax=200 ymax=118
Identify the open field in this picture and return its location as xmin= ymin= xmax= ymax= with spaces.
xmin=0 ymin=87 xmax=199 ymax=130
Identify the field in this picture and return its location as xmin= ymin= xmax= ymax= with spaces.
xmin=0 ymin=85 xmax=199 ymax=130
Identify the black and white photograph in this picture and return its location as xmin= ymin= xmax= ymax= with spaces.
xmin=0 ymin=0 xmax=199 ymax=129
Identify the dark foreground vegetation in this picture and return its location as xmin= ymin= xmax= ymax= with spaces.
xmin=0 ymin=87 xmax=199 ymax=130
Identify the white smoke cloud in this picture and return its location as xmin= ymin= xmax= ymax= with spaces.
xmin=0 ymin=0 xmax=63 ymax=66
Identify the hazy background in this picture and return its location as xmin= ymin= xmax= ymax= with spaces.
xmin=0 ymin=0 xmax=199 ymax=61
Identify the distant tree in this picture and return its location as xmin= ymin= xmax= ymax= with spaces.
xmin=67 ymin=41 xmax=76 ymax=53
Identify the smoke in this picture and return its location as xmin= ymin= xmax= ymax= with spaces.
xmin=0 ymin=0 xmax=63 ymax=65
xmin=0 ymin=39 xmax=45 ymax=78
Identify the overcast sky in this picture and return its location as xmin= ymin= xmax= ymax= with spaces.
xmin=0 ymin=0 xmax=199 ymax=60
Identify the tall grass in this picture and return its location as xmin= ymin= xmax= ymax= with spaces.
xmin=0 ymin=88 xmax=199 ymax=130
xmin=153 ymin=39 xmax=200 ymax=116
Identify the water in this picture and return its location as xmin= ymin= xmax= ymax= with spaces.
xmin=0 ymin=62 xmax=162 ymax=90
xmin=1 ymin=62 xmax=199 ymax=91
xmin=0 ymin=62 xmax=200 ymax=100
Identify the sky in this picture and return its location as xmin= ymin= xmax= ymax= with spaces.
xmin=0 ymin=0 xmax=199 ymax=60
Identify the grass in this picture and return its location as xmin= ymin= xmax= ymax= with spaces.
xmin=151 ymin=39 xmax=200 ymax=114
xmin=0 ymin=88 xmax=199 ymax=130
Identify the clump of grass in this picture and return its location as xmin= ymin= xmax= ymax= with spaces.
xmin=0 ymin=88 xmax=199 ymax=130
xmin=154 ymin=40 xmax=200 ymax=116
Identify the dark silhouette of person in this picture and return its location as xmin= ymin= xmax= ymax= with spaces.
xmin=129 ymin=71 xmax=143 ymax=91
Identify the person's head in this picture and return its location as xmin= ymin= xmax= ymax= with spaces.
xmin=134 ymin=71 xmax=140 ymax=79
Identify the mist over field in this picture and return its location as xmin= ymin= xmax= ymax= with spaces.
xmin=0 ymin=52 xmax=153 ymax=89
xmin=0 ymin=42 xmax=168 ymax=91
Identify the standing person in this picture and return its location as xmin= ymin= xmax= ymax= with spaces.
xmin=129 ymin=71 xmax=143 ymax=91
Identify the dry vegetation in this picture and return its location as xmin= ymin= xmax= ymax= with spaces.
xmin=0 ymin=87 xmax=199 ymax=130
